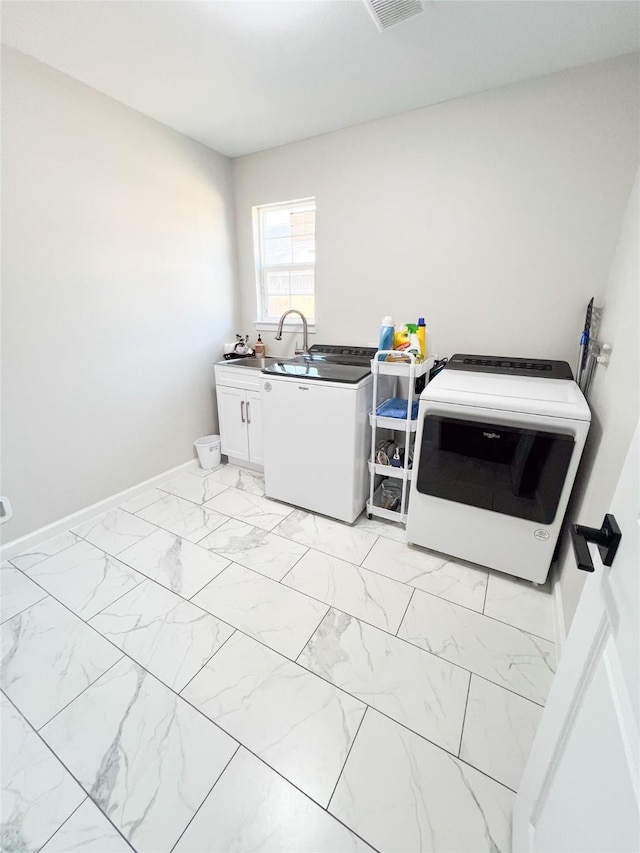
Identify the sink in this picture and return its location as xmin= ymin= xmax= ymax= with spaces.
xmin=224 ymin=356 xmax=280 ymax=370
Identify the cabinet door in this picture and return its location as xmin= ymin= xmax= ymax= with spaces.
xmin=246 ymin=390 xmax=263 ymax=465
xmin=217 ymin=385 xmax=249 ymax=461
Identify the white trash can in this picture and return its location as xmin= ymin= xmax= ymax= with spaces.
xmin=194 ymin=435 xmax=222 ymax=470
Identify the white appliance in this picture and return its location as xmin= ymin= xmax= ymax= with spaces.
xmin=406 ymin=354 xmax=591 ymax=583
xmin=260 ymin=346 xmax=376 ymax=524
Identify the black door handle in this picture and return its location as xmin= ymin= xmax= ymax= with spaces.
xmin=571 ymin=513 xmax=621 ymax=572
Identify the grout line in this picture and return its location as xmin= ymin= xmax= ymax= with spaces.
xmin=327 ymin=706 xmax=369 ymax=812
xmin=5 ymin=601 xmax=519 ymax=852
xmin=457 ymin=672 xmax=473 ymax=758
xmin=358 ymin=533 xmax=380 ymax=567
xmin=178 ymin=629 xmax=238 ymax=696
xmin=168 ymin=743 xmax=242 ymax=853
xmin=276 ymin=543 xmax=309 ymax=585
xmin=5 ymin=575 xmax=133 ymax=661
xmin=8 ymin=508 xmax=549 ymax=747
xmin=242 ymin=745 xmax=383 ymax=853
xmin=482 ymin=570 xmax=490 ymax=614
xmin=395 ymin=587 xmax=415 ymax=636
xmin=121 ymin=492 xmax=233 ymax=545
xmin=400 ymin=583 xmax=556 ymax=645
xmin=12 ymin=534 xmax=549 ymax=710
xmin=120 ymin=490 xmax=169 ymax=517
xmin=294 ymin=606 xmax=331 ymax=663
xmin=36 ymin=655 xmax=126 ymax=732
xmin=0 ymin=593 xmax=48 ymax=626
xmin=1 ymin=689 xmax=136 ymax=852
xmin=472 ymin=671 xmax=546 ymax=709
xmin=32 ymin=796 xmax=88 ymax=853
xmin=87 ymin=575 xmax=148 ymax=621
xmin=31 ymin=644 xmax=380 ymax=845
xmin=187 ymin=560 xmax=233 ymax=601
xmin=7 ymin=537 xmax=82 ymax=574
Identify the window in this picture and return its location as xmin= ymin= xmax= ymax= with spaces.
xmin=254 ymin=198 xmax=315 ymax=322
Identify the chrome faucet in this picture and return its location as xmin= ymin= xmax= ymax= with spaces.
xmin=275 ymin=309 xmax=309 ymax=356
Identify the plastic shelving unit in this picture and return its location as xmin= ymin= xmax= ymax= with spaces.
xmin=366 ymin=351 xmax=434 ymax=524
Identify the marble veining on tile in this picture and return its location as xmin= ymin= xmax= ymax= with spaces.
xmin=193 ymin=562 xmax=327 ymax=659
xmin=460 ymin=676 xmax=543 ymax=791
xmin=1 ymin=597 xmax=122 ymax=729
xmin=90 ymin=579 xmax=234 ymax=691
xmin=274 ymin=509 xmax=377 ymax=565
xmin=199 ymin=519 xmax=307 ymax=581
xmin=484 ymin=572 xmax=554 ymax=642
xmin=117 ymin=528 xmax=230 ymax=599
xmin=299 ymin=609 xmax=469 ymax=754
xmin=40 ymin=658 xmax=238 ymax=853
xmin=159 ymin=472 xmax=229 ymax=504
xmin=1 ymin=565 xmax=47 ymax=624
xmin=330 ymin=709 xmax=514 ymax=853
xmin=174 ymin=747 xmax=372 ymax=853
xmin=8 ymin=531 xmax=81 ymax=572
xmin=0 ymin=694 xmax=85 ymax=853
xmin=183 ymin=631 xmax=366 ymax=807
xmin=2 ymin=462 xmax=562 ymax=851
xmin=26 ymin=540 xmax=144 ymax=620
xmin=203 ymin=487 xmax=293 ymax=531
xmin=136 ymin=493 xmax=227 ymax=543
xmin=363 ymin=536 xmax=489 ymax=611
xmin=72 ymin=509 xmax=157 ymax=556
xmin=40 ymin=798 xmax=133 ymax=853
xmin=205 ymin=464 xmax=266 ymax=496
xmin=283 ymin=548 xmax=413 ymax=633
xmin=398 ymin=590 xmax=555 ymax=705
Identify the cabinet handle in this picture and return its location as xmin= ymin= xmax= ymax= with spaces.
xmin=240 ymin=401 xmax=245 ymax=423
xmin=246 ymin=402 xmax=251 ymax=424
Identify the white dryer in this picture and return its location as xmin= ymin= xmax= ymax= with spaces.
xmin=406 ymin=354 xmax=591 ymax=583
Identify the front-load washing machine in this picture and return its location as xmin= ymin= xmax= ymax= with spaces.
xmin=406 ymin=354 xmax=591 ymax=583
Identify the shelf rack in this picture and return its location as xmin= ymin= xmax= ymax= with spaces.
xmin=366 ymin=351 xmax=434 ymax=524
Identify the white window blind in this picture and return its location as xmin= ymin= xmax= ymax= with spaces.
xmin=254 ymin=198 xmax=316 ymax=322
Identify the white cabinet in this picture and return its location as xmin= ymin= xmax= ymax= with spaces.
xmin=214 ymin=363 xmax=263 ymax=467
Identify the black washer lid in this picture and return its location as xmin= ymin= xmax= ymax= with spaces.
xmin=446 ymin=354 xmax=574 ymax=380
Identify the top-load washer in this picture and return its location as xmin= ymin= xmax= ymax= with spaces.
xmin=260 ymin=345 xmax=377 ymax=524
xmin=406 ymin=354 xmax=591 ymax=583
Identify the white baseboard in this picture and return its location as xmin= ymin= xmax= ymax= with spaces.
xmin=0 ymin=459 xmax=200 ymax=562
xmin=551 ymin=567 xmax=567 ymax=658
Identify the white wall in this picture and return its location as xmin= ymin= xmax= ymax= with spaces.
xmin=233 ymin=55 xmax=639 ymax=362
xmin=556 ymin=171 xmax=639 ymax=630
xmin=1 ymin=48 xmax=238 ymax=542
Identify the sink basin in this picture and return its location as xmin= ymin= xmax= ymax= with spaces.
xmin=224 ymin=356 xmax=280 ymax=370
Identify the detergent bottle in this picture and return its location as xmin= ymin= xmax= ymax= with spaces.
xmin=406 ymin=324 xmax=423 ymax=362
xmin=417 ymin=317 xmax=427 ymax=359
xmin=378 ymin=316 xmax=395 ymax=360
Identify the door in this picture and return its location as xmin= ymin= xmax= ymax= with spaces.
xmin=246 ymin=390 xmax=263 ymax=465
xmin=217 ymin=385 xmax=249 ymax=461
xmin=513 ymin=421 xmax=639 ymax=852
xmin=416 ymin=414 xmax=575 ymax=523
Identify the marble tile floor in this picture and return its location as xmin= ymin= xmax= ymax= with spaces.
xmin=1 ymin=463 xmax=556 ymax=853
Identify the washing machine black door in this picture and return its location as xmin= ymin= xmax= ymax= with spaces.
xmin=416 ymin=414 xmax=575 ymax=524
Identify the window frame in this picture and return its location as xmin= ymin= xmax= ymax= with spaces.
xmin=253 ymin=197 xmax=316 ymax=326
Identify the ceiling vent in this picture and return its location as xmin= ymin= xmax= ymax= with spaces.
xmin=363 ymin=0 xmax=425 ymax=32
